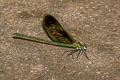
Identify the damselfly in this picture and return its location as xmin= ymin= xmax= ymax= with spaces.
xmin=13 ymin=14 xmax=89 ymax=60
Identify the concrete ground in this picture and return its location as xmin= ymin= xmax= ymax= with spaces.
xmin=0 ymin=0 xmax=120 ymax=80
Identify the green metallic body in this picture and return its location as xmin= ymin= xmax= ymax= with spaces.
xmin=13 ymin=33 xmax=75 ymax=48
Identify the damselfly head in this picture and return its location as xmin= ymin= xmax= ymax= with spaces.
xmin=82 ymin=43 xmax=87 ymax=51
xmin=71 ymin=42 xmax=89 ymax=60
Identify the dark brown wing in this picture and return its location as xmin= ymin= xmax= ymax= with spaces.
xmin=42 ymin=14 xmax=76 ymax=44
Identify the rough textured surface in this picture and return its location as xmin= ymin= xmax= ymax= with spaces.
xmin=0 ymin=0 xmax=120 ymax=80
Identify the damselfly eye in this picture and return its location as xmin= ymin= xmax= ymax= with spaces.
xmin=83 ymin=44 xmax=87 ymax=50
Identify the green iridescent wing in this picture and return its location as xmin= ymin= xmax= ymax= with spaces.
xmin=42 ymin=15 xmax=76 ymax=44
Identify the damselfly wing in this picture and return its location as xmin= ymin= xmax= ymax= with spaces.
xmin=42 ymin=15 xmax=76 ymax=44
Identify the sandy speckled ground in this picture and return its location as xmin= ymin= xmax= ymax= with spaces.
xmin=0 ymin=0 xmax=120 ymax=80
